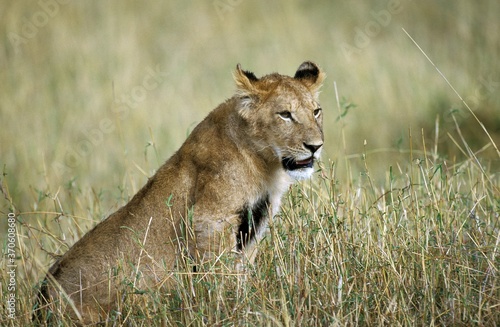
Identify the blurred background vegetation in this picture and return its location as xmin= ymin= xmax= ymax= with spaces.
xmin=1 ymin=1 xmax=499 ymax=236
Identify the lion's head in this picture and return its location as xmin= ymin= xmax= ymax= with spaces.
xmin=233 ymin=61 xmax=325 ymax=180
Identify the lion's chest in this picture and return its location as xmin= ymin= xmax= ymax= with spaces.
xmin=235 ymin=170 xmax=292 ymax=250
xmin=236 ymin=195 xmax=269 ymax=250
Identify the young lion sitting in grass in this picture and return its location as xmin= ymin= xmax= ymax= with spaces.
xmin=35 ymin=61 xmax=325 ymax=324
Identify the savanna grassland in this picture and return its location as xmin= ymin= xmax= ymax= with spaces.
xmin=1 ymin=1 xmax=499 ymax=326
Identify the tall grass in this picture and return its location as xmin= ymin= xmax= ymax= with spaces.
xmin=1 ymin=0 xmax=499 ymax=326
xmin=2 ymin=151 xmax=499 ymax=325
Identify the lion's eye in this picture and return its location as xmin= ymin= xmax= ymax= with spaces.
xmin=278 ymin=111 xmax=293 ymax=121
xmin=314 ymin=108 xmax=322 ymax=118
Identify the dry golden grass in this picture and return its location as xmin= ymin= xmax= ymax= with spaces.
xmin=1 ymin=1 xmax=499 ymax=326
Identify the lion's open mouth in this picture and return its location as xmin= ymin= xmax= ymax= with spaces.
xmin=281 ymin=157 xmax=314 ymax=171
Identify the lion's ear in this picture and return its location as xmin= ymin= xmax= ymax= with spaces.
xmin=294 ymin=61 xmax=325 ymax=98
xmin=234 ymin=64 xmax=259 ymax=90
xmin=233 ymin=64 xmax=260 ymax=109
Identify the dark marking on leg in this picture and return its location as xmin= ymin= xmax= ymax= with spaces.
xmin=236 ymin=194 xmax=270 ymax=251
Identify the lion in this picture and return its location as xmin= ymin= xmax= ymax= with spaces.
xmin=35 ymin=61 xmax=325 ymax=324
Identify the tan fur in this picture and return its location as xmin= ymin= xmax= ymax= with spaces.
xmin=37 ymin=61 xmax=325 ymax=324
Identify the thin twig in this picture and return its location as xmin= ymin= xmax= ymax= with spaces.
xmin=402 ymin=28 xmax=500 ymax=159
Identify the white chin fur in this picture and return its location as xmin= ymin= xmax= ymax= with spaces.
xmin=286 ymin=167 xmax=314 ymax=180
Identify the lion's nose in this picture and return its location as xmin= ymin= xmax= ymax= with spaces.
xmin=303 ymin=143 xmax=323 ymax=154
